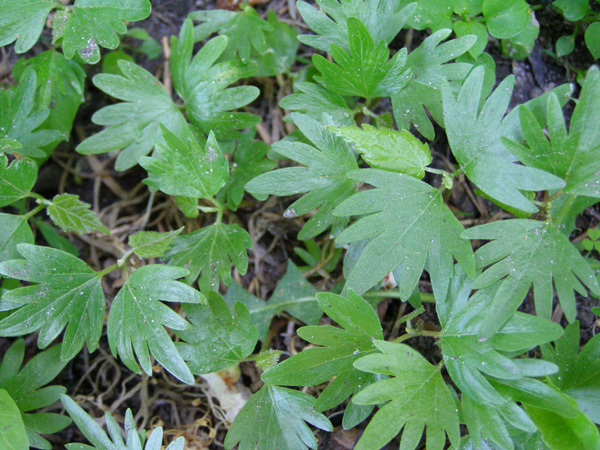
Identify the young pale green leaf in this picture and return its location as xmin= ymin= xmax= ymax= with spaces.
xmin=128 ymin=228 xmax=183 ymax=259
xmin=442 ymin=66 xmax=565 ymax=213
xmin=222 ymin=131 xmax=276 ymax=211
xmin=334 ymin=169 xmax=475 ymax=301
xmin=333 ymin=124 xmax=432 ymax=178
xmin=164 ymin=223 xmax=252 ymax=291
xmin=77 ymin=60 xmax=190 ymax=171
xmin=171 ymin=19 xmax=260 ymax=138
xmin=263 ymin=290 xmax=382 ymax=417
xmin=297 ymin=0 xmax=415 ymax=52
xmin=482 ymin=0 xmax=531 ymax=39
xmin=0 ymin=214 xmax=34 ymax=262
xmin=61 ymin=395 xmax=186 ymax=450
xmin=0 ymin=155 xmax=37 ymax=207
xmin=224 ymin=262 xmax=322 ymax=341
xmin=251 ymin=10 xmax=298 ymax=77
xmin=224 ymin=383 xmax=333 ymax=450
xmin=278 ymin=82 xmax=355 ymax=127
xmin=503 ymin=67 xmax=600 ymax=198
xmin=0 ymin=340 xmax=71 ymax=449
xmin=0 ymin=388 xmax=27 ymax=450
xmin=0 ymin=0 xmax=54 ymax=53
xmin=313 ymin=18 xmax=410 ymax=99
xmin=176 ymin=292 xmax=258 ymax=374
xmin=353 ymin=340 xmax=460 ymax=450
xmin=0 ymin=69 xmax=62 ymax=158
xmin=462 ymin=220 xmax=600 ymax=336
xmin=55 ymin=0 xmax=151 ymax=64
xmin=190 ymin=6 xmax=272 ymax=61
xmin=107 ymin=265 xmax=202 ymax=385
xmin=46 ymin=194 xmax=109 ymax=235
xmin=246 ymin=113 xmax=359 ymax=240
xmin=0 ymin=244 xmax=105 ymax=361
xmin=392 ymin=29 xmax=476 ymax=140
xmin=140 ymin=127 xmax=228 ymax=199
xmin=542 ymin=321 xmax=600 ymax=424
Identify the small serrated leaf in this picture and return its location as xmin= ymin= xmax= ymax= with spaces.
xmin=129 ymin=228 xmax=183 ymax=259
xmin=46 ymin=194 xmax=109 ymax=235
xmin=0 ymin=155 xmax=37 ymax=207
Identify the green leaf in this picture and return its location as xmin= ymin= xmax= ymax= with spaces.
xmin=482 ymin=0 xmax=531 ymax=39
xmin=0 ymin=214 xmax=34 ymax=262
xmin=128 ymin=228 xmax=183 ymax=259
xmin=0 ymin=340 xmax=71 ymax=449
xmin=251 ymin=10 xmax=298 ymax=77
xmin=333 ymin=124 xmax=432 ymax=178
xmin=352 ymin=340 xmax=460 ymax=450
xmin=503 ymin=67 xmax=600 ymax=198
xmin=77 ymin=60 xmax=190 ymax=171
xmin=0 ymin=69 xmax=61 ymax=159
xmin=454 ymin=21 xmax=488 ymax=58
xmin=164 ymin=223 xmax=252 ymax=291
xmin=542 ymin=321 xmax=600 ymax=424
xmin=61 ymin=395 xmax=186 ymax=450
xmin=442 ymin=66 xmax=565 ymax=213
xmin=297 ymin=0 xmax=415 ymax=52
xmin=224 ymin=262 xmax=322 ymax=341
xmin=585 ymin=22 xmax=600 ymax=60
xmin=224 ymin=383 xmax=333 ymax=450
xmin=246 ymin=113 xmax=359 ymax=240
xmin=222 ymin=130 xmax=276 ymax=211
xmin=0 ymin=155 xmax=37 ymax=207
xmin=0 ymin=389 xmax=28 ymax=450
xmin=171 ymin=19 xmax=260 ymax=138
xmin=460 ymin=394 xmax=515 ymax=450
xmin=46 ymin=193 xmax=109 ymax=235
xmin=263 ymin=290 xmax=382 ymax=416
xmin=190 ymin=6 xmax=272 ymax=61
xmin=392 ymin=30 xmax=476 ymax=140
xmin=312 ymin=18 xmax=410 ymax=99
xmin=556 ymin=34 xmax=575 ymax=57
xmin=462 ymin=220 xmax=600 ymax=335
xmin=176 ymin=292 xmax=258 ymax=374
xmin=0 ymin=0 xmax=54 ymax=53
xmin=140 ymin=127 xmax=228 ymax=199
xmin=0 ymin=245 xmax=105 ymax=361
xmin=501 ymin=12 xmax=540 ymax=60
xmin=35 ymin=220 xmax=79 ymax=256
xmin=107 ymin=265 xmax=203 ymax=384
xmin=334 ymin=169 xmax=475 ymax=301
xmin=57 ymin=0 xmax=151 ymax=64
xmin=553 ymin=0 xmax=589 ymax=21
xmin=404 ymin=0 xmax=454 ymax=30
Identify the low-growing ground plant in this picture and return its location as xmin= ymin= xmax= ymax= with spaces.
xmin=0 ymin=0 xmax=599 ymax=449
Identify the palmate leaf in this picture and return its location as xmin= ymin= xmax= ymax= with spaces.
xmin=251 ymin=10 xmax=299 ymax=77
xmin=392 ymin=30 xmax=476 ymax=140
xmin=0 ymin=214 xmax=34 ymax=262
xmin=164 ymin=223 xmax=252 ymax=292
xmin=333 ymin=124 xmax=432 ymax=178
xmin=0 ymin=340 xmax=72 ymax=450
xmin=171 ymin=19 xmax=259 ymax=138
xmin=0 ymin=155 xmax=37 ymax=207
xmin=313 ymin=18 xmax=410 ymax=99
xmin=224 ymin=262 xmax=322 ymax=341
xmin=107 ymin=265 xmax=203 ymax=385
xmin=140 ymin=127 xmax=228 ymax=199
xmin=353 ymin=340 xmax=460 ymax=450
xmin=190 ymin=6 xmax=272 ymax=61
xmin=76 ymin=60 xmax=190 ymax=171
xmin=224 ymin=383 xmax=333 ymax=450
xmin=297 ymin=0 xmax=415 ymax=52
xmin=246 ymin=113 xmax=359 ymax=240
xmin=502 ymin=66 xmax=600 ymax=198
xmin=0 ymin=69 xmax=61 ymax=159
xmin=128 ymin=228 xmax=183 ymax=259
xmin=462 ymin=220 xmax=600 ymax=336
xmin=61 ymin=395 xmax=185 ymax=450
xmin=442 ymin=66 xmax=566 ymax=213
xmin=263 ymin=291 xmax=382 ymax=425
xmin=0 ymin=0 xmax=54 ymax=53
xmin=176 ymin=292 xmax=258 ymax=374
xmin=46 ymin=194 xmax=109 ymax=235
xmin=334 ymin=169 xmax=475 ymax=301
xmin=438 ymin=267 xmax=562 ymax=407
xmin=0 ymin=244 xmax=105 ymax=361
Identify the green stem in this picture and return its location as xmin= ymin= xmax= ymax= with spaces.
xmin=206 ymin=196 xmax=225 ymax=225
xmin=97 ymin=263 xmax=119 ymax=278
xmin=553 ymin=193 xmax=575 ymax=227
xmin=22 ymin=204 xmax=45 ymax=221
xmin=396 ymin=307 xmax=425 ymax=326
xmin=363 ymin=291 xmax=436 ymax=303
xmin=117 ymin=249 xmax=136 ymax=268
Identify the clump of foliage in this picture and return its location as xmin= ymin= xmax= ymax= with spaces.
xmin=1 ymin=0 xmax=599 ymax=449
